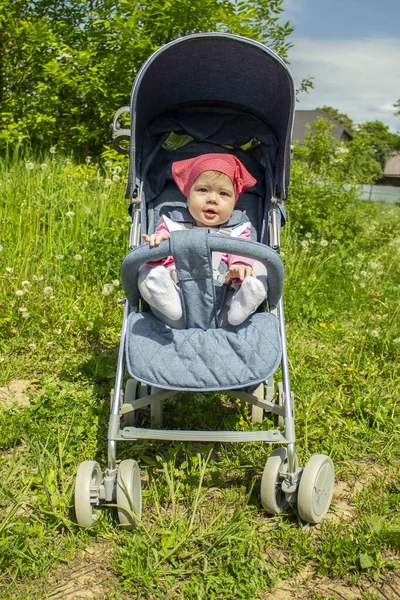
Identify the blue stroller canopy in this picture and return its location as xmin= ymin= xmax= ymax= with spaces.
xmin=129 ymin=33 xmax=295 ymax=199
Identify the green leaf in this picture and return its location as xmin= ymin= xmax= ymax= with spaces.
xmin=359 ymin=553 xmax=375 ymax=569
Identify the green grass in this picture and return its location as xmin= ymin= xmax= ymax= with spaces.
xmin=0 ymin=149 xmax=399 ymax=598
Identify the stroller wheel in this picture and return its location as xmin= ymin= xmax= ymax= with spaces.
xmin=75 ymin=461 xmax=102 ymax=527
xmin=297 ymin=454 xmax=335 ymax=524
xmin=261 ymin=448 xmax=289 ymax=514
xmin=116 ymin=459 xmax=142 ymax=529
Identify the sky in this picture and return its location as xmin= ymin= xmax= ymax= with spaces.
xmin=283 ymin=0 xmax=400 ymax=131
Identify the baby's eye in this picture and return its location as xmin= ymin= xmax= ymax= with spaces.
xmin=198 ymin=187 xmax=208 ymax=193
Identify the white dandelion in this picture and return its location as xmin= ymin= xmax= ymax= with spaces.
xmin=25 ymin=161 xmax=35 ymax=170
xmin=49 ymin=146 xmax=57 ymax=154
xmin=370 ymin=330 xmax=379 ymax=338
xmin=65 ymin=211 xmax=75 ymax=217
xmin=74 ymin=254 xmax=82 ymax=261
xmin=112 ymin=174 xmax=121 ymax=183
xmin=320 ymin=239 xmax=329 ymax=247
xmin=6 ymin=267 xmax=14 ymax=274
xmin=16 ymin=290 xmax=24 ymax=296
xmin=55 ymin=254 xmax=64 ymax=260
xmin=104 ymin=178 xmax=113 ymax=187
xmin=104 ymin=160 xmax=113 ymax=168
xmin=300 ymin=240 xmax=309 ymax=248
xmin=43 ymin=286 xmax=53 ymax=296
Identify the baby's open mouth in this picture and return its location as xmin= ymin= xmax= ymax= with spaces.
xmin=204 ymin=209 xmax=217 ymax=215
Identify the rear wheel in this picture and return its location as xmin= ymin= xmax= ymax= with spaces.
xmin=261 ymin=448 xmax=289 ymax=514
xmin=297 ymin=454 xmax=335 ymax=524
xmin=116 ymin=459 xmax=142 ymax=529
xmin=75 ymin=461 xmax=102 ymax=527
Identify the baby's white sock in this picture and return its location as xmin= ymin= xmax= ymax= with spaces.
xmin=227 ymin=276 xmax=267 ymax=326
xmin=138 ymin=266 xmax=183 ymax=321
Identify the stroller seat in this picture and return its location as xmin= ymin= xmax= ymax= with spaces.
xmin=122 ymin=228 xmax=284 ymax=391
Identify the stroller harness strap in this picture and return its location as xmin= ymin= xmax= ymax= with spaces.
xmin=170 ymin=229 xmax=218 ymax=330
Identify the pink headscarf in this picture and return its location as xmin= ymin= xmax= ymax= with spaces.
xmin=172 ymin=153 xmax=257 ymax=202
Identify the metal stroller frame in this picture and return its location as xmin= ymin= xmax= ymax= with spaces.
xmin=74 ymin=33 xmax=334 ymax=529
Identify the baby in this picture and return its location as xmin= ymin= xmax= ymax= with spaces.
xmin=138 ymin=153 xmax=267 ymax=327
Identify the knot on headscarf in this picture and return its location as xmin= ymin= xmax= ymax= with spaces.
xmin=171 ymin=153 xmax=257 ymax=202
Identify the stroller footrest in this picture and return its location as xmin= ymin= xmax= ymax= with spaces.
xmin=118 ymin=427 xmax=291 ymax=443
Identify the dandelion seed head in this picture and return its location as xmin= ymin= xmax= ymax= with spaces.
xmin=113 ymin=165 xmax=122 ymax=174
xmin=102 ymin=283 xmax=114 ymax=296
xmin=104 ymin=160 xmax=113 ymax=168
xmin=49 ymin=146 xmax=56 ymax=154
xmin=85 ymin=156 xmax=91 ymax=164
xmin=104 ymin=178 xmax=112 ymax=187
xmin=68 ymin=275 xmax=76 ymax=281
xmin=43 ymin=286 xmax=53 ymax=296
xmin=370 ymin=330 xmax=379 ymax=338
xmin=74 ymin=254 xmax=82 ymax=261
xmin=359 ymin=282 xmax=365 ymax=288
xmin=22 ymin=280 xmax=30 ymax=286
xmin=55 ymin=254 xmax=64 ymax=260
xmin=25 ymin=161 xmax=35 ymax=170
xmin=19 ymin=307 xmax=27 ymax=312
xmin=73 ymin=306 xmax=79 ymax=311
xmin=65 ymin=211 xmax=75 ymax=217
xmin=6 ymin=267 xmax=14 ymax=274
xmin=21 ymin=312 xmax=30 ymax=319
xmin=112 ymin=280 xmax=120 ymax=287
xmin=353 ymin=274 xmax=359 ymax=280
xmin=33 ymin=275 xmax=44 ymax=281
xmin=300 ymin=240 xmax=309 ymax=248
xmin=29 ymin=343 xmax=37 ymax=349
xmin=320 ymin=239 xmax=329 ymax=247
xmin=112 ymin=174 xmax=121 ymax=183
xmin=40 ymin=163 xmax=48 ymax=170
xmin=16 ymin=290 xmax=24 ymax=296
xmin=369 ymin=262 xmax=379 ymax=269
xmin=331 ymin=239 xmax=338 ymax=244
xmin=305 ymin=232 xmax=312 ymax=238
xmin=100 ymin=193 xmax=108 ymax=200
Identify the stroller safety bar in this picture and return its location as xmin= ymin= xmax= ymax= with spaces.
xmin=118 ymin=427 xmax=291 ymax=443
xmin=121 ymin=231 xmax=284 ymax=310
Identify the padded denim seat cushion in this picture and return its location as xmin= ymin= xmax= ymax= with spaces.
xmin=125 ymin=311 xmax=282 ymax=391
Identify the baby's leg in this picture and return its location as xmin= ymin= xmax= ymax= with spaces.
xmin=227 ymin=276 xmax=267 ymax=326
xmin=138 ymin=265 xmax=185 ymax=327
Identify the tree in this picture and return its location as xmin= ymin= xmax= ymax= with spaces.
xmin=0 ymin=0 xmax=295 ymax=157
xmin=316 ymin=106 xmax=355 ymax=134
xmin=394 ymin=99 xmax=400 ymax=117
xmin=357 ymin=120 xmax=400 ymax=168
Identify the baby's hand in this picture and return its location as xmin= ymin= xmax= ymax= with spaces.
xmin=225 ymin=263 xmax=255 ymax=282
xmin=142 ymin=232 xmax=170 ymax=247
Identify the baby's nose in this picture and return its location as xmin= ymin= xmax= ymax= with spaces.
xmin=207 ymin=192 xmax=218 ymax=203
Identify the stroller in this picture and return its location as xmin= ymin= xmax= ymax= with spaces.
xmin=74 ymin=33 xmax=334 ymax=528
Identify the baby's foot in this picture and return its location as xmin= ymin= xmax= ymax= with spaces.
xmin=227 ymin=276 xmax=266 ymax=326
xmin=140 ymin=266 xmax=183 ymax=321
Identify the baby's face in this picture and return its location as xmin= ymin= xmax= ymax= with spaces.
xmin=187 ymin=171 xmax=235 ymax=228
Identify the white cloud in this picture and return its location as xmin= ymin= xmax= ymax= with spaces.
xmin=288 ymin=37 xmax=400 ymax=131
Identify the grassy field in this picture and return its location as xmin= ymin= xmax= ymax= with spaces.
xmin=0 ymin=148 xmax=399 ymax=599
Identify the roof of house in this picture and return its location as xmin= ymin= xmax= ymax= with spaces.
xmin=383 ymin=152 xmax=400 ymax=176
xmin=292 ymin=109 xmax=354 ymax=143
xmin=376 ymin=152 xmax=400 ymax=186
